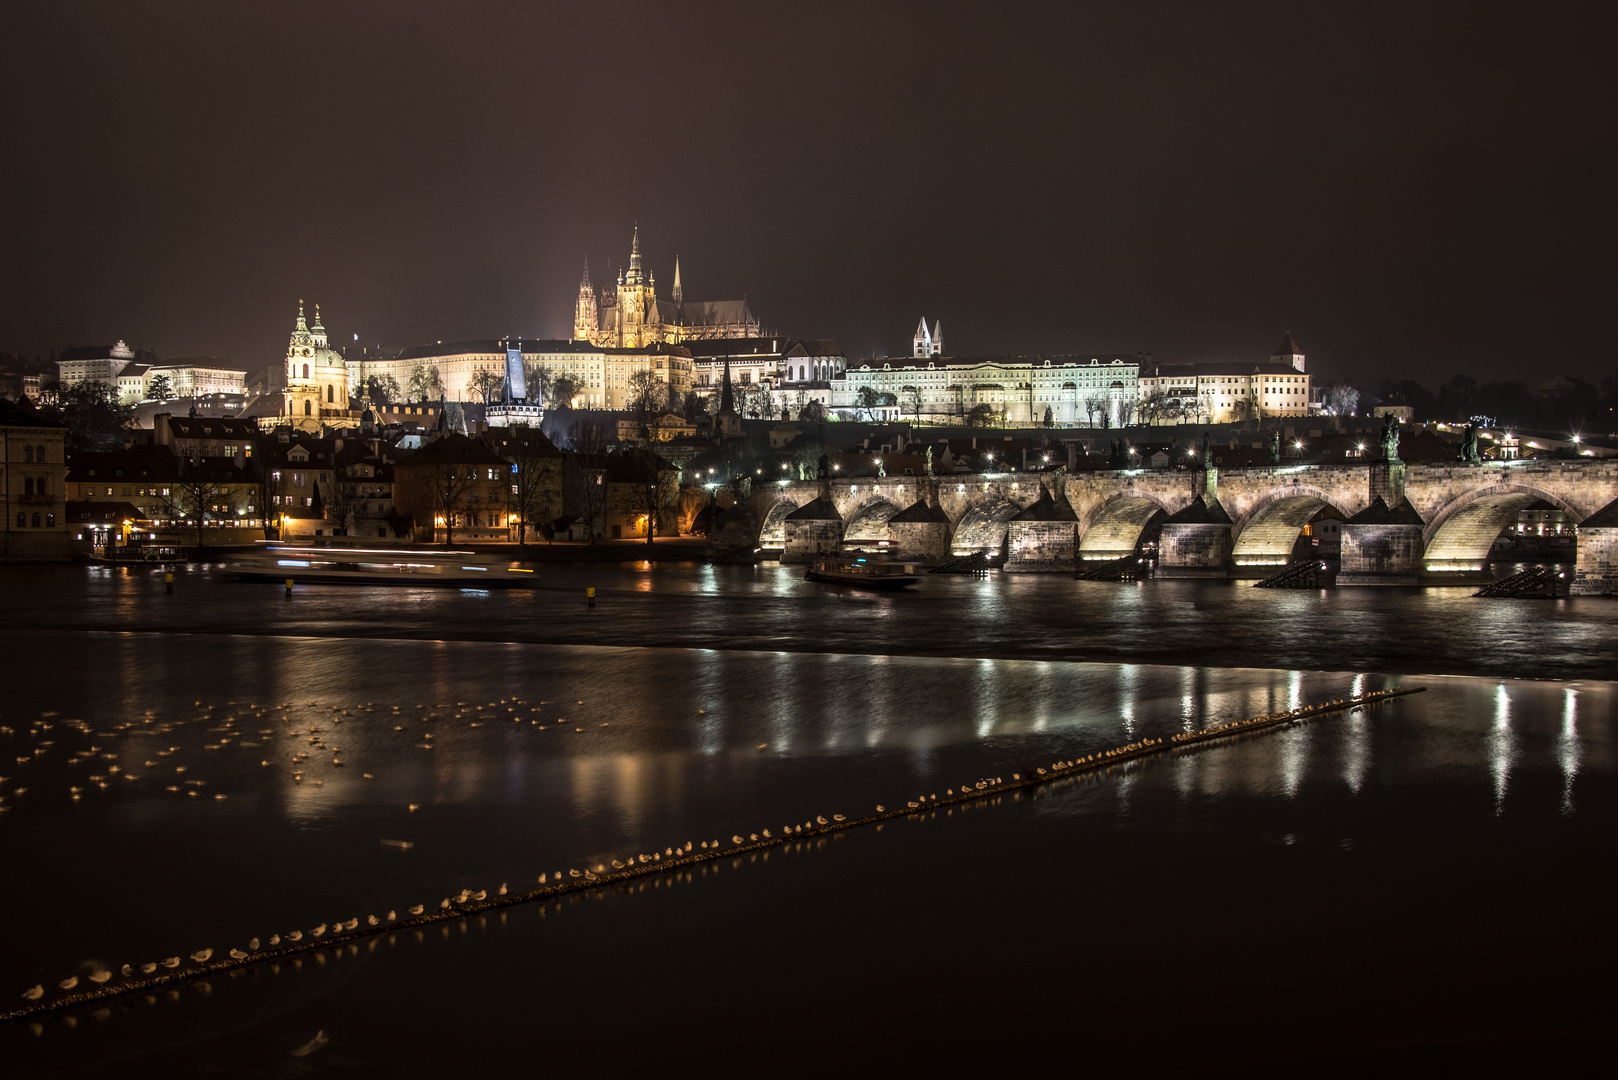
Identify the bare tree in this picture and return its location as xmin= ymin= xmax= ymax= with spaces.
xmin=500 ymin=434 xmax=561 ymax=545
xmin=901 ymin=385 xmax=923 ymax=423
xmin=626 ymin=369 xmax=667 ymax=420
xmin=1082 ymin=392 xmax=1117 ymax=428
xmin=428 ymin=462 xmax=476 ymax=544
xmin=1114 ymin=395 xmax=1137 ymax=428
xmin=249 ymin=457 xmax=285 ymax=539
xmin=1138 ymin=388 xmax=1169 ymax=425
xmin=319 ymin=469 xmax=363 ymax=536
xmin=468 ymin=366 xmax=504 ymax=405
xmin=564 ymin=419 xmax=613 ymax=543
xmin=736 ymin=383 xmax=768 ymax=419
xmin=623 ymin=449 xmax=678 ymax=548
xmin=164 ymin=461 xmax=242 ymax=550
xmin=1324 ymin=384 xmax=1360 ymax=416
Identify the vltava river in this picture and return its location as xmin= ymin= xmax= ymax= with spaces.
xmin=1 ymin=563 xmax=1613 ymax=1075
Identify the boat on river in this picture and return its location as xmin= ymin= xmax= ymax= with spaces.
xmin=804 ymin=554 xmax=920 ymax=589
xmin=223 ymin=546 xmax=539 ymax=588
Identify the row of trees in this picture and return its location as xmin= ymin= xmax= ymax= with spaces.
xmin=1370 ymin=373 xmax=1618 ymax=430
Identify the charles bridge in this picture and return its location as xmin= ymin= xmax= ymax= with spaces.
xmin=740 ymin=458 xmax=1618 ymax=594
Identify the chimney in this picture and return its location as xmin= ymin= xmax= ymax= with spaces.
xmin=155 ymin=413 xmax=172 ymax=446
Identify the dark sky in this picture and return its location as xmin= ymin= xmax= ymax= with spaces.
xmin=3 ymin=1 xmax=1612 ymax=387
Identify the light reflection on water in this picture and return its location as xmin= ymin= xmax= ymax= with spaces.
xmin=2 ymin=569 xmax=1616 ymax=1075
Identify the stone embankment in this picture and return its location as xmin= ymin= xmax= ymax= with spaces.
xmin=3 ymin=685 xmax=1422 ymax=1022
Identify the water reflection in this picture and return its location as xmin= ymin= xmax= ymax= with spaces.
xmin=1491 ymin=682 xmax=1516 ymax=814
xmin=1559 ymin=687 xmax=1580 ymax=816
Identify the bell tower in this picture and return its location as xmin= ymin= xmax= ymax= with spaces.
xmin=285 ymin=300 xmax=320 ymax=424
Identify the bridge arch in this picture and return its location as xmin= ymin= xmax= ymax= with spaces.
xmin=951 ymin=499 xmax=1022 ymax=557
xmin=758 ymin=499 xmax=802 ymax=548
xmin=844 ymin=496 xmax=902 ymax=543
xmin=1230 ymin=487 xmax=1349 ymax=567
xmin=1422 ymin=483 xmax=1583 ymax=573
xmin=1079 ymin=491 xmax=1171 ymax=559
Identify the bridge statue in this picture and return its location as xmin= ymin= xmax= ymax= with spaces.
xmin=816 ymin=452 xmax=830 ymax=480
xmin=1460 ymin=423 xmax=1481 ymax=464
xmin=877 ymin=457 xmax=886 ymax=478
xmin=1270 ymin=430 xmax=1281 ymax=465
xmin=925 ymin=446 xmax=934 ymax=476
xmin=1200 ymin=430 xmax=1211 ymax=469
xmin=1380 ymin=414 xmax=1401 ymax=463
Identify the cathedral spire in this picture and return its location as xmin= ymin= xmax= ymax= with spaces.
xmin=296 ymin=299 xmax=308 ymax=333
xmin=580 ymin=255 xmax=592 ymax=288
xmin=627 ymin=223 xmax=643 ymax=281
xmin=672 ymin=255 xmax=683 ymax=307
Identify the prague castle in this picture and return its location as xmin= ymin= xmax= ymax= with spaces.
xmin=574 ymin=227 xmax=759 ymax=347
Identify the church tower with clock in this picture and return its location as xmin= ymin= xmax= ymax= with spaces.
xmin=282 ymin=301 xmax=351 ymax=432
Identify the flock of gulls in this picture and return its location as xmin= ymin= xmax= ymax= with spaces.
xmin=3 ymin=685 xmax=1418 ymax=1020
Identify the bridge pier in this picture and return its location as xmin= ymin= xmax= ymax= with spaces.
xmin=1156 ymin=496 xmax=1232 ymax=579
xmin=782 ymin=495 xmax=843 ymax=564
xmin=886 ymin=499 xmax=951 ymax=562
xmin=1338 ymin=497 xmax=1426 ymax=585
xmin=1571 ymin=497 xmax=1618 ymax=595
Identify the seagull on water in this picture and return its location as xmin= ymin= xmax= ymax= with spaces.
xmin=58 ymin=977 xmax=78 ymax=991
xmin=22 ymin=985 xmax=42 ymax=1001
xmin=408 ymin=905 xmax=424 ymax=916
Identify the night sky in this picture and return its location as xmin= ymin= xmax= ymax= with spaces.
xmin=3 ymin=1 xmax=1611 ymax=386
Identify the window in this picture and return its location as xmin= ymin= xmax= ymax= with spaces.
xmin=303 ymin=364 xmax=310 ymax=379
xmin=106 ymin=486 xmax=113 ymax=496
xmin=304 ymin=401 xmax=312 ymax=415
xmin=326 ymin=385 xmax=334 ymax=403
xmin=32 ymin=513 xmax=41 ymax=527
xmin=23 ymin=478 xmax=33 ymax=496
xmin=46 ymin=513 xmax=55 ymax=527
xmin=23 ymin=446 xmax=33 ymax=462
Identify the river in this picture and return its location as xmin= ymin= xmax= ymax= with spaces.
xmin=0 ymin=563 xmax=1613 ymax=1075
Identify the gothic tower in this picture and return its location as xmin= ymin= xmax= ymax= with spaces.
xmin=615 ymin=225 xmax=660 ymax=348
xmin=913 ymin=317 xmax=933 ymax=358
xmin=573 ymin=257 xmax=598 ymax=342
xmin=931 ymin=320 xmax=944 ymax=356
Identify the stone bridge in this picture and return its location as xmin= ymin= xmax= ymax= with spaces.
xmin=746 ymin=458 xmax=1618 ymax=592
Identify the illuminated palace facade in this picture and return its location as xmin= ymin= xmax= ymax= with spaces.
xmin=574 ymin=227 xmax=759 ymax=347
